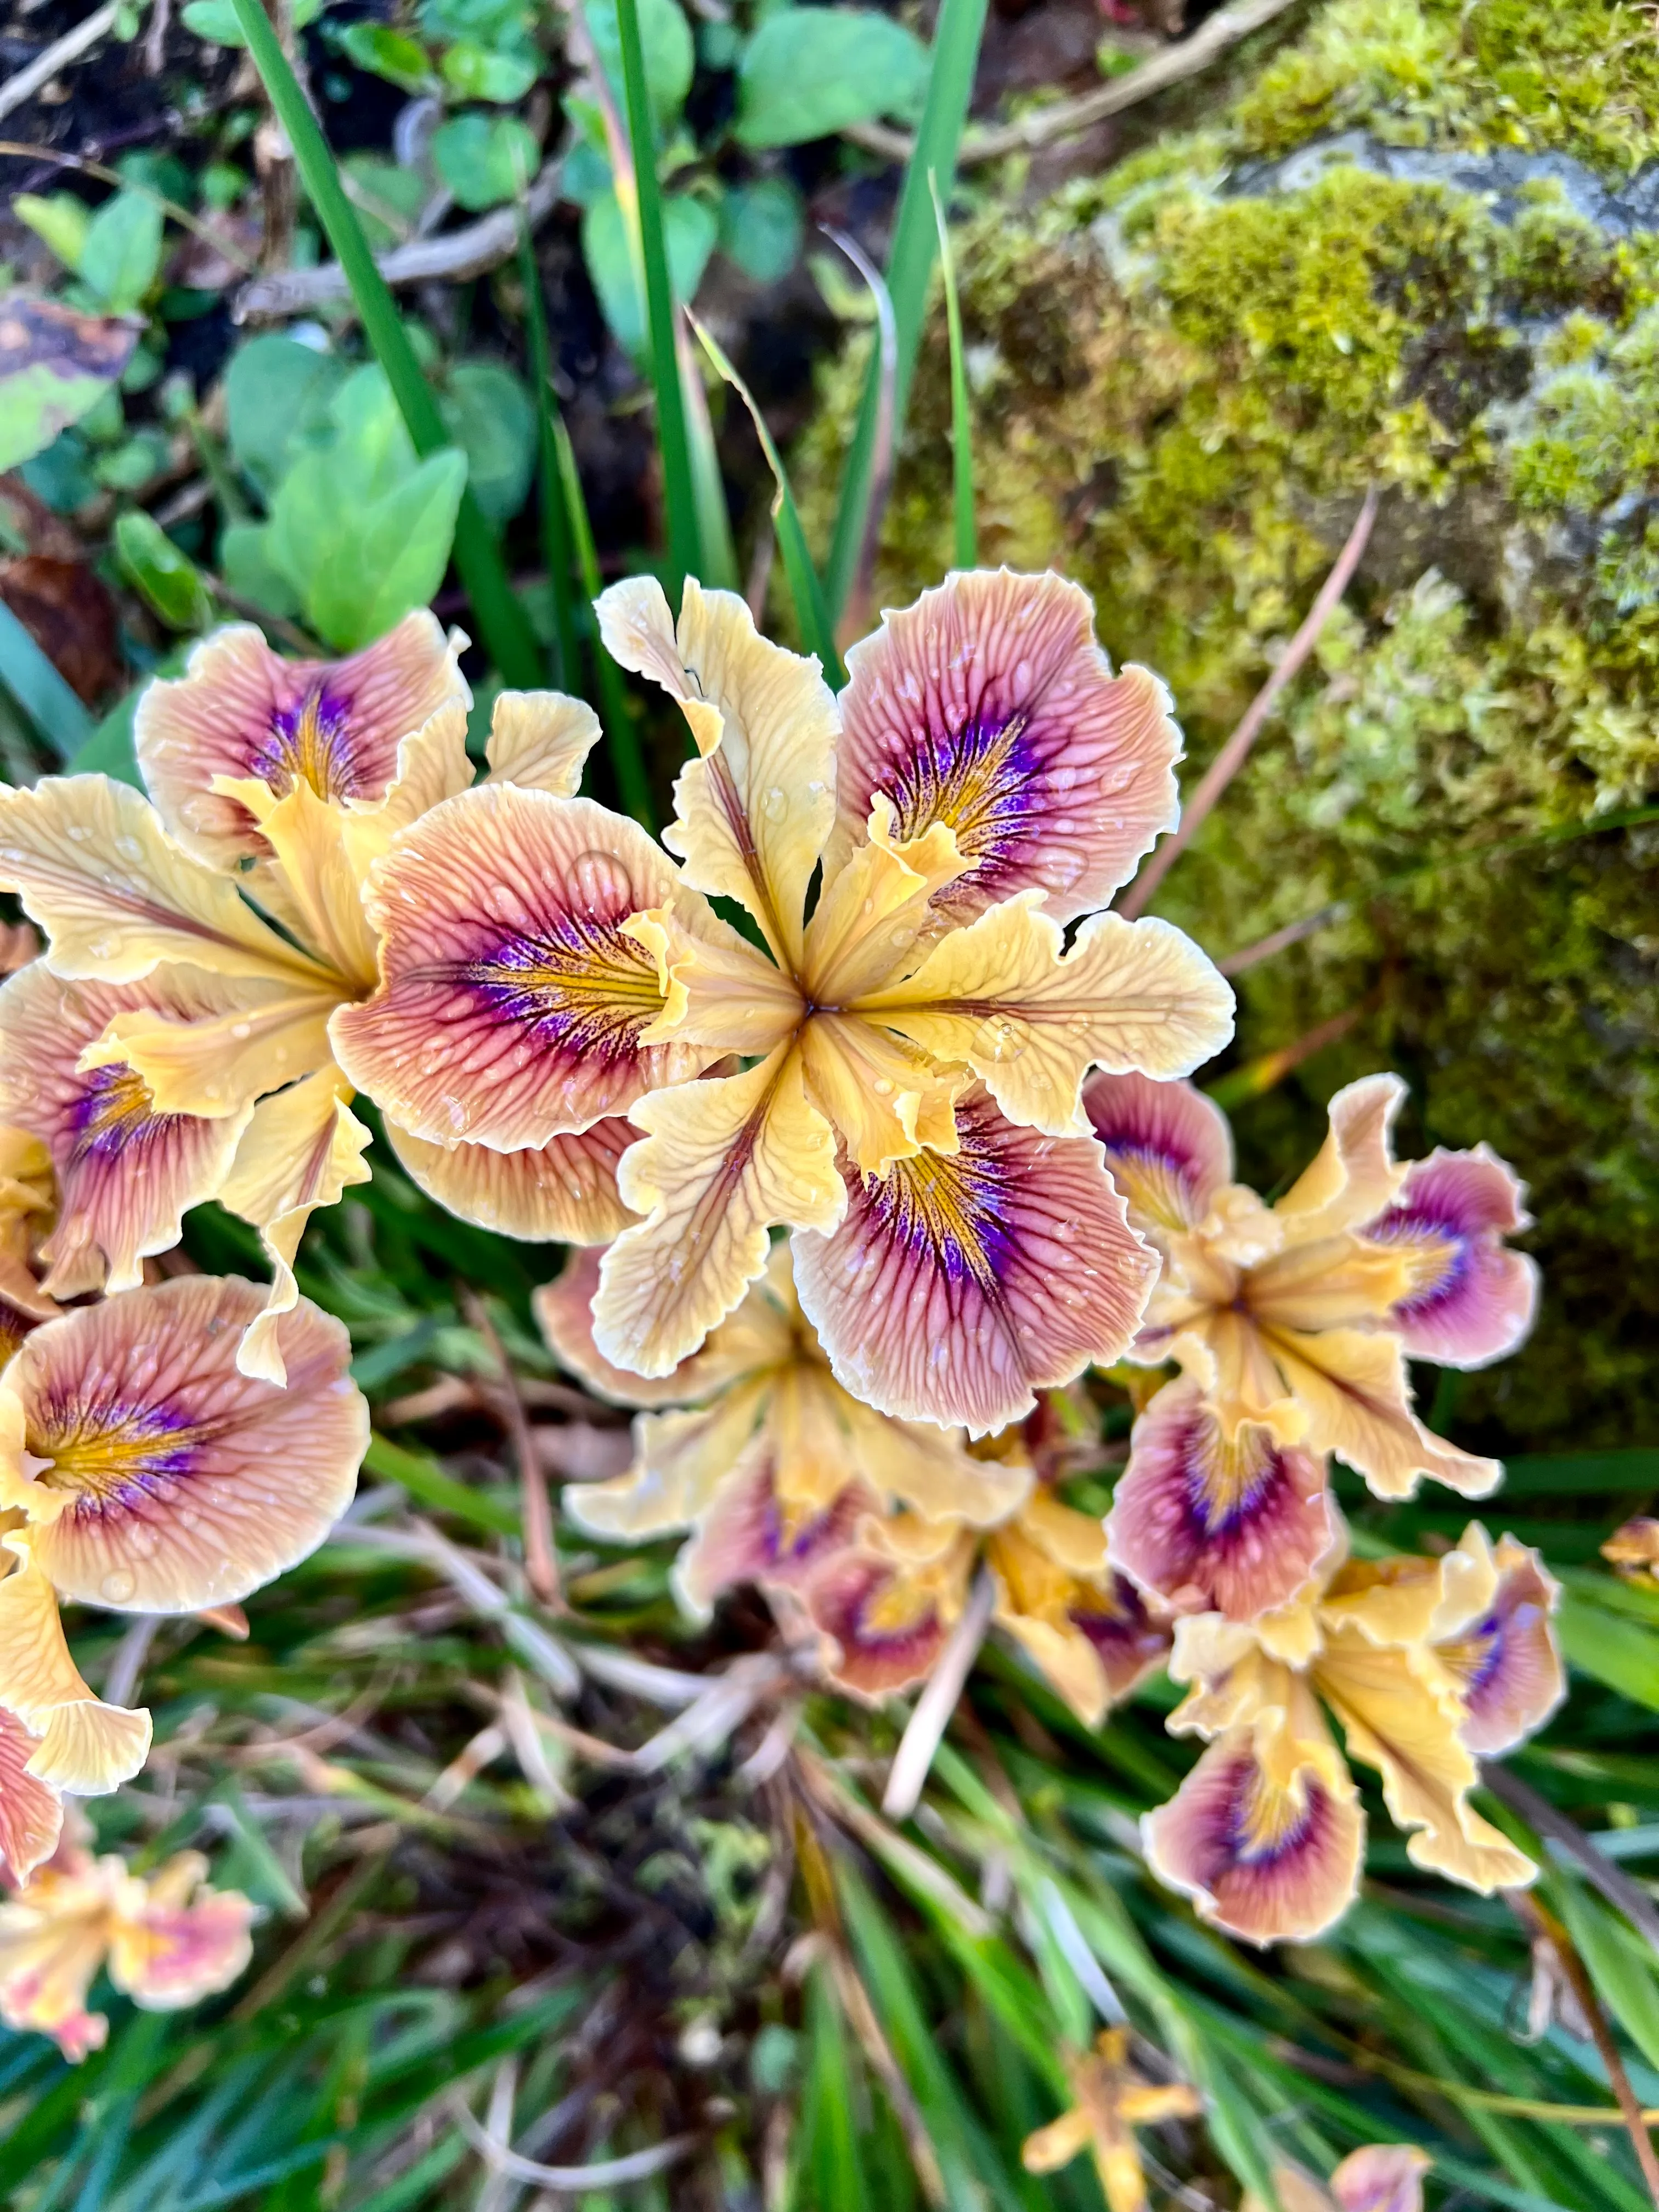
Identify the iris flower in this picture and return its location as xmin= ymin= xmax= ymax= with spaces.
xmin=1021 ymin=2028 xmax=1202 ymax=2212
xmin=0 ymin=1820 xmax=253 ymax=2060
xmin=0 ymin=1276 xmax=367 ymax=1803
xmin=1085 ymin=1070 xmax=1537 ymax=1506
xmin=0 ymin=1125 xmax=57 ymax=1359
xmin=799 ymin=1435 xmax=1170 ymax=1718
xmin=0 ymin=618 xmax=623 ymax=1380
xmin=1242 ymin=2145 xmax=1431 ymax=2212
xmin=336 ymin=571 xmax=1234 ymax=1431
xmin=1143 ymin=1521 xmax=1561 ymax=1943
xmin=538 ymin=1240 xmax=1028 ymax=1619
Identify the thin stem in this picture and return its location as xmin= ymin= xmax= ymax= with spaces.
xmin=517 ymin=216 xmax=579 ymax=692
xmin=1204 ymin=991 xmax=1378 ymax=1110
xmin=460 ymin=1288 xmax=561 ymax=1611
xmin=1121 ymin=486 xmax=1378 ymax=919
xmin=1506 ymin=1888 xmax=1659 ymax=2208
xmin=612 ymin=0 xmax=700 ymax=595
xmin=822 ymin=226 xmax=898 ymax=652
xmin=227 ymin=0 xmax=541 ymax=686
xmin=930 ymin=168 xmax=977 ymax=571
xmin=824 ymin=0 xmax=988 ymax=622
xmin=1483 ymin=1763 xmax=1659 ymax=1958
xmin=552 ymin=416 xmax=655 ymax=828
xmin=882 ymin=1568 xmax=997 ymax=1820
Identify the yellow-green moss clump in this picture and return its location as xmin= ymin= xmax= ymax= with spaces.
xmin=798 ymin=0 xmax=1659 ymax=1448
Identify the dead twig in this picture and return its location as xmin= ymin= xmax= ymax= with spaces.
xmin=1506 ymin=1888 xmax=1659 ymax=2207
xmin=0 ymin=0 xmax=121 ymax=125
xmin=1121 ymin=487 xmax=1378 ymax=919
xmin=1483 ymin=1762 xmax=1659 ymax=1959
xmin=882 ymin=1568 xmax=996 ymax=1820
xmin=235 ymin=158 xmax=564 ymax=317
xmin=460 ymin=1288 xmax=561 ymax=1610
xmin=1218 ymin=901 xmax=1349 ymax=977
xmin=450 ymin=2096 xmax=698 ymax=2191
xmin=842 ymin=0 xmax=1305 ymax=168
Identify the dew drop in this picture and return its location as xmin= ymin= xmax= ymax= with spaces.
xmin=101 ymin=1568 xmax=137 ymax=1603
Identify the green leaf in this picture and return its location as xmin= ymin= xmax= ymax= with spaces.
xmin=0 ymin=597 xmax=94 ymax=759
xmin=441 ymin=359 xmax=536 ymax=523
xmin=224 ymin=331 xmax=348 ymax=496
xmin=1558 ymin=1588 xmax=1659 ymax=1710
xmin=0 ymin=293 xmax=139 ymax=475
xmin=581 ymin=187 xmax=716 ymax=358
xmin=583 ymin=0 xmax=693 ymax=133
xmin=430 ymin=113 xmax=539 ymax=211
xmin=13 ymin=191 xmax=92 ymax=273
xmin=65 ymin=681 xmax=146 ymax=784
xmin=336 ymin=16 xmax=435 ymax=84
xmin=219 ymin=521 xmax=303 ymax=620
xmin=267 ymin=366 xmax=467 ymax=648
xmin=183 ymin=0 xmax=323 ymax=41
xmin=342 ymin=153 xmax=430 ymax=246
xmin=1559 ymin=1885 xmax=1659 ymax=2074
xmin=115 ymin=510 xmax=213 ymax=630
xmin=438 ymin=41 xmax=538 ymax=100
xmin=825 ymin=0 xmax=988 ymax=617
xmin=76 ymin=188 xmax=165 ymax=312
xmin=719 ymin=175 xmax=804 ymax=284
xmin=735 ymin=7 xmax=929 ymax=148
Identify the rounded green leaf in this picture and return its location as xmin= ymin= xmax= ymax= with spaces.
xmin=582 ymin=0 xmax=693 ymax=134
xmin=735 ymin=8 xmax=929 ymax=148
xmin=115 ymin=510 xmax=214 ymax=631
xmin=431 ymin=114 xmax=540 ymax=211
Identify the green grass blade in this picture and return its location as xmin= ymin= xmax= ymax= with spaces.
xmin=227 ymin=0 xmax=540 ymax=686
xmin=552 ymin=418 xmax=655 ymax=829
xmin=362 ymin=1433 xmax=519 ymax=1537
xmin=0 ymin=599 xmax=93 ymax=760
xmin=824 ymin=0 xmax=989 ymax=622
xmin=687 ymin=312 xmax=843 ymax=683
xmin=930 ymin=170 xmax=976 ymax=570
xmin=680 ymin=327 xmax=740 ymax=590
xmin=612 ymin=0 xmax=700 ymax=596
xmin=798 ymin=1966 xmax=867 ymax=2212
xmin=519 ymin=218 xmax=580 ymax=691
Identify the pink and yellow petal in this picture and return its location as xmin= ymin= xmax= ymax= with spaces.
xmin=216 ymin=775 xmax=380 ymax=991
xmin=0 ymin=1707 xmax=63 ymax=1883
xmin=799 ymin=1013 xmax=965 ymax=1178
xmin=0 ymin=964 xmax=251 ymax=1297
xmin=386 ymin=1116 xmax=634 ymax=1244
xmin=1330 ymin=2146 xmax=1431 ymax=2212
xmin=1268 ymin=1326 xmax=1501 ymax=1500
xmin=9 ymin=1277 xmax=364 ymax=1615
xmin=334 ymin=786 xmax=702 ymax=1150
xmin=675 ymin=1455 xmax=874 ymax=1616
xmin=859 ymin=896 xmax=1234 ymax=1138
xmin=833 ymin=569 xmax=1181 ymax=926
xmin=537 ymin=1242 xmax=795 ymax=1410
xmin=562 ymin=1381 xmax=772 ymax=1539
xmin=1142 ymin=1725 xmax=1364 ymax=1945
xmin=218 ymin=1068 xmax=373 ymax=1384
xmin=80 ymin=982 xmax=340 ymax=1121
xmin=1080 ymin=1071 xmax=1233 ymax=1238
xmin=838 ymin=1394 xmax=1028 ymax=1525
xmin=1275 ymin=1075 xmax=1408 ymax=1243
xmin=0 ymin=776 xmax=329 ymax=989
xmin=1364 ymin=1147 xmax=1538 ymax=1368
xmin=134 ymin=613 xmax=468 ymax=868
xmin=628 ymin=894 xmax=803 ymax=1056
xmin=1313 ymin=1627 xmax=1535 ymax=1892
xmin=106 ymin=1854 xmax=255 ymax=2009
xmin=598 ymin=577 xmax=837 ymax=967
xmin=0 ymin=1878 xmax=111 ymax=2059
xmin=594 ymin=1045 xmax=844 ymax=1379
xmin=799 ymin=799 xmax=967 ymax=1008
xmin=802 ymin=1526 xmax=976 ymax=1702
xmin=484 ymin=689 xmax=602 ymax=796
xmin=1431 ymin=1532 xmax=1563 ymax=1756
xmin=1240 ymin=1234 xmax=1417 ymax=1336
xmin=793 ymin=1088 xmax=1156 ymax=1435
xmin=1110 ymin=1380 xmax=1339 ymax=1622
xmin=0 ymin=1550 xmax=150 ymax=1792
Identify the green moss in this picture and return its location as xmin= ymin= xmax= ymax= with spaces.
xmin=795 ymin=0 xmax=1659 ymax=1446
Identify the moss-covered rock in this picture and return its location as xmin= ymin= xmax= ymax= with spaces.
xmin=799 ymin=0 xmax=1659 ymax=1448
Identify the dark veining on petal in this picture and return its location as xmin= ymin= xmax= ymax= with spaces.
xmin=249 ymin=683 xmax=360 ymax=804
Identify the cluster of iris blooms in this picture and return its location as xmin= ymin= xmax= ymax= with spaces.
xmin=0 ymin=567 xmax=1557 ymax=2095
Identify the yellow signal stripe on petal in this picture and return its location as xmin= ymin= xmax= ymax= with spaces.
xmin=855 ymin=896 xmax=1234 ymax=1138
xmin=0 ymin=777 xmax=329 ymax=989
xmin=78 ymin=983 xmax=340 ymax=1121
